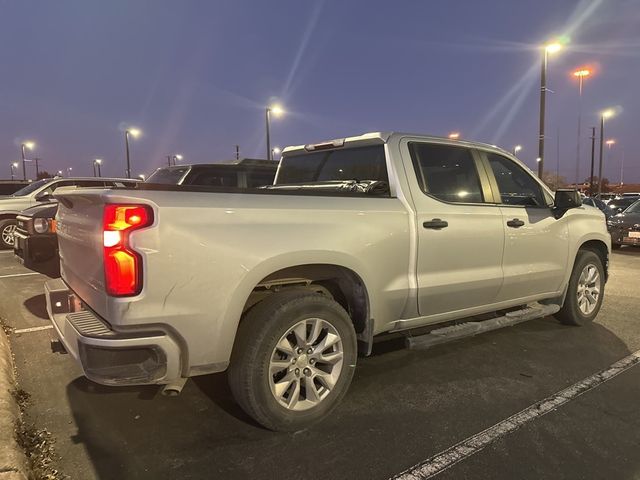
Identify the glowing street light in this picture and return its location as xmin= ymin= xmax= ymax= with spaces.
xmin=572 ymin=67 xmax=592 ymax=185
xmin=10 ymin=162 xmax=19 ymax=180
xmin=448 ymin=132 xmax=460 ymax=139
xmin=138 ymin=174 xmax=146 ymax=181
xmin=166 ymin=154 xmax=183 ymax=166
xmin=266 ymin=104 xmax=285 ymax=161
xmin=513 ymin=145 xmax=522 ymax=155
xmin=537 ymin=40 xmax=563 ymax=177
xmin=93 ymin=159 xmax=103 ymax=177
xmin=605 ymin=139 xmax=616 ymax=148
xmin=271 ymin=147 xmax=281 ymax=160
xmin=124 ymin=128 xmax=141 ymax=179
xmin=57 ymin=170 xmax=63 ymax=177
xmin=20 ymin=141 xmax=35 ymax=181
xmin=597 ymin=108 xmax=617 ymax=196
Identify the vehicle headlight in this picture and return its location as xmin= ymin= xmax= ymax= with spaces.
xmin=33 ymin=218 xmax=50 ymax=234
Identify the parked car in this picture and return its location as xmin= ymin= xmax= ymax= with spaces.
xmin=583 ymin=196 xmax=613 ymax=219
xmin=607 ymin=196 xmax=640 ymax=215
xmin=145 ymin=159 xmax=278 ymax=188
xmin=0 ymin=180 xmax=30 ymax=196
xmin=45 ymin=132 xmax=610 ymax=431
xmin=13 ymin=179 xmax=139 ymax=270
xmin=0 ymin=177 xmax=140 ymax=249
xmin=607 ymin=199 xmax=640 ymax=249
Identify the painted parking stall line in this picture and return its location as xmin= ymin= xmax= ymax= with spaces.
xmin=391 ymin=350 xmax=640 ymax=480
xmin=0 ymin=272 xmax=41 ymax=279
xmin=13 ymin=325 xmax=54 ymax=334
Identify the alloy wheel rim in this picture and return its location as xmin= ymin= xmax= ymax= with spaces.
xmin=577 ymin=264 xmax=601 ymax=315
xmin=268 ymin=317 xmax=344 ymax=411
xmin=1 ymin=224 xmax=16 ymax=246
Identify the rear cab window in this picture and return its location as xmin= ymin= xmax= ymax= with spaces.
xmin=146 ymin=167 xmax=190 ymax=185
xmin=275 ymin=145 xmax=390 ymax=196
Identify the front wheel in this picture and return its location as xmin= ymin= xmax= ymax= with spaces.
xmin=0 ymin=219 xmax=17 ymax=249
xmin=554 ymin=250 xmax=605 ymax=326
xmin=228 ymin=291 xmax=357 ymax=431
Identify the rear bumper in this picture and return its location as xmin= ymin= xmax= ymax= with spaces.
xmin=44 ymin=278 xmax=182 ymax=386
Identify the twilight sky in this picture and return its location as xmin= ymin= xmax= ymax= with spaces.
xmin=1 ymin=0 xmax=639 ymax=182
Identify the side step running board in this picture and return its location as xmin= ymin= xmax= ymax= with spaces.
xmin=406 ymin=303 xmax=560 ymax=350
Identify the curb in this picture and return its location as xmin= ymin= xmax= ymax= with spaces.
xmin=0 ymin=328 xmax=29 ymax=480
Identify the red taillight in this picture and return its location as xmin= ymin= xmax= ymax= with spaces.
xmin=103 ymin=205 xmax=153 ymax=296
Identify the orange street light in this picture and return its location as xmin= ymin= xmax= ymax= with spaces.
xmin=448 ymin=132 xmax=460 ymax=139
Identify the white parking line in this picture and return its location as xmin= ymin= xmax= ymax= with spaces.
xmin=0 ymin=272 xmax=41 ymax=279
xmin=0 ymin=250 xmax=14 ymax=254
xmin=13 ymin=325 xmax=53 ymax=334
xmin=391 ymin=349 xmax=640 ymax=480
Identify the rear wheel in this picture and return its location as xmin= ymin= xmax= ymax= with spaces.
xmin=554 ymin=250 xmax=605 ymax=326
xmin=0 ymin=219 xmax=17 ymax=249
xmin=228 ymin=291 xmax=357 ymax=431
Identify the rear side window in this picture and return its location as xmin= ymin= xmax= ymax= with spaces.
xmin=408 ymin=142 xmax=484 ymax=203
xmin=276 ymin=145 xmax=388 ymax=184
xmin=246 ymin=172 xmax=276 ymax=188
xmin=486 ymin=153 xmax=546 ymax=207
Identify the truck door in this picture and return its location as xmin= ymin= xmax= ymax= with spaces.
xmin=400 ymin=139 xmax=505 ymax=317
xmin=480 ymin=151 xmax=569 ymax=301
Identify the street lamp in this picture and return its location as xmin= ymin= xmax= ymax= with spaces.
xmin=537 ymin=41 xmax=563 ymax=177
xmin=67 ymin=167 xmax=73 ymax=177
xmin=57 ymin=170 xmax=63 ymax=177
xmin=94 ymin=159 xmax=103 ymax=177
xmin=138 ymin=174 xmax=146 ymax=181
xmin=597 ymin=109 xmax=615 ymax=196
xmin=124 ymin=128 xmax=141 ymax=179
xmin=271 ymin=147 xmax=281 ymax=160
xmin=266 ymin=104 xmax=284 ymax=160
xmin=572 ymin=68 xmax=592 ymax=185
xmin=20 ymin=141 xmax=35 ymax=181
xmin=10 ymin=162 xmax=18 ymax=180
xmin=448 ymin=132 xmax=460 ymax=139
xmin=513 ymin=145 xmax=522 ymax=155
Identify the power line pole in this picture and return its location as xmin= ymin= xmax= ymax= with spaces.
xmin=235 ymin=145 xmax=240 ymax=161
xmin=34 ymin=157 xmax=41 ymax=178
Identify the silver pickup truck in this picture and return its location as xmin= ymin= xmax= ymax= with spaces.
xmin=45 ymin=132 xmax=610 ymax=431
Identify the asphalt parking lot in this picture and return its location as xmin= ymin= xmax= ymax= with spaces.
xmin=1 ymin=248 xmax=640 ymax=480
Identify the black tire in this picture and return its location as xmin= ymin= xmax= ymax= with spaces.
xmin=554 ymin=250 xmax=605 ymax=326
xmin=611 ymin=243 xmax=622 ymax=250
xmin=0 ymin=219 xmax=17 ymax=249
xmin=228 ymin=291 xmax=357 ymax=431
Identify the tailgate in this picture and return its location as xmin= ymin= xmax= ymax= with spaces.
xmin=55 ymin=189 xmax=110 ymax=314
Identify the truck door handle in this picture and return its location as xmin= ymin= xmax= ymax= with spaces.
xmin=423 ymin=219 xmax=449 ymax=229
xmin=506 ymin=218 xmax=525 ymax=228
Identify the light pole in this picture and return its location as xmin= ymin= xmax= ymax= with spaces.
xmin=537 ymin=42 xmax=562 ymax=178
xmin=57 ymin=170 xmax=63 ymax=177
xmin=572 ymin=68 xmax=591 ymax=186
xmin=67 ymin=167 xmax=73 ymax=177
xmin=513 ymin=145 xmax=522 ymax=156
xmin=265 ymin=104 xmax=284 ymax=160
xmin=598 ymin=109 xmax=615 ymax=197
xmin=94 ymin=159 xmax=102 ymax=177
xmin=124 ymin=128 xmax=141 ymax=179
xmin=605 ymin=139 xmax=616 ymax=189
xmin=20 ymin=142 xmax=35 ymax=181
xmin=10 ymin=162 xmax=18 ymax=180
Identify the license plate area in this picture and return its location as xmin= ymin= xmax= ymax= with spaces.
xmin=628 ymin=231 xmax=640 ymax=239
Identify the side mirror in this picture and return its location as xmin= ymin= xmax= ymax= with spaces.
xmin=554 ymin=189 xmax=581 ymax=210
xmin=35 ymin=192 xmax=52 ymax=202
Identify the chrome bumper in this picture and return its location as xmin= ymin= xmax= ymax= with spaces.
xmin=44 ymin=278 xmax=182 ymax=386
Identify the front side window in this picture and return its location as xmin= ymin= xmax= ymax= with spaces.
xmin=408 ymin=142 xmax=483 ymax=203
xmin=486 ymin=153 xmax=546 ymax=207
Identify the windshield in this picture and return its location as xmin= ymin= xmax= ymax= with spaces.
xmin=146 ymin=167 xmax=190 ymax=185
xmin=625 ymin=200 xmax=640 ymax=214
xmin=10 ymin=179 xmax=50 ymax=196
xmin=276 ymin=145 xmax=388 ymax=185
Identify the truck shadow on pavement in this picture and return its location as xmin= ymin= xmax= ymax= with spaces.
xmin=64 ymin=318 xmax=634 ymax=480
xmin=23 ymin=294 xmax=48 ymax=320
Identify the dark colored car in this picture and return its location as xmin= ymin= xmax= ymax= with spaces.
xmin=145 ymin=159 xmax=278 ymax=188
xmin=0 ymin=180 xmax=30 ymax=196
xmin=14 ymin=178 xmax=139 ymax=274
xmin=607 ymin=196 xmax=640 ymax=215
xmin=583 ymin=196 xmax=613 ymax=219
xmin=607 ymin=199 xmax=640 ymax=249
